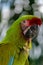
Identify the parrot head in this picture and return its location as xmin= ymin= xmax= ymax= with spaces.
xmin=20 ymin=17 xmax=42 ymax=50
xmin=20 ymin=17 xmax=42 ymax=40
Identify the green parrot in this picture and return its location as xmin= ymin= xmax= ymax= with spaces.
xmin=0 ymin=15 xmax=42 ymax=65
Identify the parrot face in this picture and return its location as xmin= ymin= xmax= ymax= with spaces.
xmin=21 ymin=21 xmax=38 ymax=41
xmin=20 ymin=17 xmax=42 ymax=40
xmin=20 ymin=17 xmax=42 ymax=50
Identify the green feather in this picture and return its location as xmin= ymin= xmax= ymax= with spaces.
xmin=0 ymin=15 xmax=38 ymax=65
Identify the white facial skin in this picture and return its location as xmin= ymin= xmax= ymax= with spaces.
xmin=21 ymin=20 xmax=29 ymax=31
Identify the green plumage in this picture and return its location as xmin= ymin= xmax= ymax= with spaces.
xmin=0 ymin=15 xmax=37 ymax=65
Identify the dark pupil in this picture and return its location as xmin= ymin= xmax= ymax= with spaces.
xmin=24 ymin=25 xmax=38 ymax=39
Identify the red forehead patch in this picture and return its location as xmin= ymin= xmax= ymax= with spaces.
xmin=26 ymin=18 xmax=42 ymax=26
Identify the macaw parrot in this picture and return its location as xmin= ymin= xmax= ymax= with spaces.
xmin=0 ymin=15 xmax=42 ymax=65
